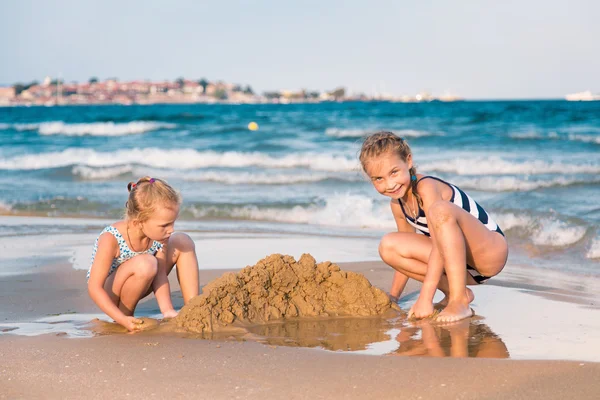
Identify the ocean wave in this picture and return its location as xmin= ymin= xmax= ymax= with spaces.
xmin=530 ymin=219 xmax=587 ymax=247
xmin=452 ymin=175 xmax=600 ymax=192
xmin=325 ymin=128 xmax=435 ymax=138
xmin=0 ymin=148 xmax=360 ymax=172
xmin=509 ymin=132 xmax=546 ymax=140
xmin=509 ymin=131 xmax=600 ymax=145
xmin=568 ymin=134 xmax=600 ymax=145
xmin=9 ymin=121 xmax=176 ymax=136
xmin=421 ymin=156 xmax=600 ymax=175
xmin=188 ymin=193 xmax=395 ymax=229
xmin=73 ymin=165 xmax=362 ymax=184
xmin=586 ymin=237 xmax=600 ymax=259
xmin=72 ymin=165 xmax=135 ymax=180
xmin=186 ymin=201 xmax=587 ymax=248
xmin=4 ymin=149 xmax=599 ymax=179
xmin=495 ymin=212 xmax=588 ymax=247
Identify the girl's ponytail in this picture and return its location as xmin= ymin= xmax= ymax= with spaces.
xmin=124 ymin=177 xmax=181 ymax=221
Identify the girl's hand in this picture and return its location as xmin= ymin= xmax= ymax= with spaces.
xmin=121 ymin=316 xmax=145 ymax=332
xmin=162 ymin=309 xmax=178 ymax=319
xmin=408 ymin=298 xmax=435 ymax=320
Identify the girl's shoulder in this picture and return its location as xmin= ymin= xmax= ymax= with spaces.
xmin=98 ymin=221 xmax=126 ymax=242
xmin=415 ymin=175 xmax=453 ymax=201
xmin=110 ymin=220 xmax=127 ymax=231
xmin=414 ymin=174 xmax=440 ymax=192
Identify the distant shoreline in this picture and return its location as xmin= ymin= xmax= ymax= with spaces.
xmin=0 ymin=98 xmax=580 ymax=109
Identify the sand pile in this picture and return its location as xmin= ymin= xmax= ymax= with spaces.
xmin=175 ymin=253 xmax=399 ymax=333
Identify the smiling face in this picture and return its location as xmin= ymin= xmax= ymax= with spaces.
xmin=365 ymin=151 xmax=413 ymax=200
xmin=139 ymin=203 xmax=180 ymax=242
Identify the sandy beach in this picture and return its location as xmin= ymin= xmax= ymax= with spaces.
xmin=1 ymin=217 xmax=600 ymax=399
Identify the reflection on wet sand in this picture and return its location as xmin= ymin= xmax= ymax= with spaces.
xmin=246 ymin=315 xmax=509 ymax=358
xmin=246 ymin=316 xmax=399 ymax=351
xmin=83 ymin=310 xmax=508 ymax=358
xmin=393 ymin=317 xmax=509 ymax=358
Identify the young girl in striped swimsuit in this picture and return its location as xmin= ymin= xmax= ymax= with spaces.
xmin=359 ymin=132 xmax=508 ymax=322
xmin=87 ymin=177 xmax=199 ymax=332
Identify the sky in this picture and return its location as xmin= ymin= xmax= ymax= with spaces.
xmin=1 ymin=0 xmax=599 ymax=99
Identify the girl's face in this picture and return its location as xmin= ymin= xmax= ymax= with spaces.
xmin=140 ymin=204 xmax=180 ymax=242
xmin=365 ymin=152 xmax=413 ymax=200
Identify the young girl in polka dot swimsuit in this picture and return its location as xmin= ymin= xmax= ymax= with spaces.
xmin=87 ymin=177 xmax=200 ymax=332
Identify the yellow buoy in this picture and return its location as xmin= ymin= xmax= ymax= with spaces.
xmin=248 ymin=121 xmax=259 ymax=131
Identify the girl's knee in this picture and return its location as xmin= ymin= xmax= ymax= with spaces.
xmin=133 ymin=254 xmax=158 ymax=280
xmin=379 ymin=233 xmax=399 ymax=262
xmin=168 ymin=232 xmax=196 ymax=252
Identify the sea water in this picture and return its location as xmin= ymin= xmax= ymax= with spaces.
xmin=1 ymin=101 xmax=599 ymax=275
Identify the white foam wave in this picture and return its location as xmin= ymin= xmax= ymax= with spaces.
xmin=452 ymin=175 xmax=600 ymax=192
xmin=325 ymin=128 xmax=433 ymax=138
xmin=509 ymin=131 xmax=600 ymax=145
xmin=35 ymin=121 xmax=175 ymax=136
xmin=72 ymin=165 xmax=135 ymax=180
xmin=0 ymin=148 xmax=360 ymax=172
xmin=178 ymin=170 xmax=360 ymax=185
xmin=586 ymin=237 xmax=600 ymax=259
xmin=11 ymin=123 xmax=38 ymax=131
xmin=568 ymin=134 xmax=600 ymax=145
xmin=530 ymin=220 xmax=587 ymax=247
xmin=495 ymin=213 xmax=587 ymax=247
xmin=190 ymin=193 xmax=395 ymax=229
xmin=493 ymin=212 xmax=533 ymax=232
xmin=509 ymin=132 xmax=545 ymax=140
xmin=421 ymin=156 xmax=600 ymax=175
xmin=73 ymin=164 xmax=362 ymax=184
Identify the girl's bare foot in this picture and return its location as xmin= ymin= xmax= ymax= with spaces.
xmin=436 ymin=302 xmax=474 ymax=323
xmin=162 ymin=309 xmax=179 ymax=319
xmin=435 ymin=287 xmax=474 ymax=310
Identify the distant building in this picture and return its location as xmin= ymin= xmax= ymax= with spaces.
xmin=565 ymin=90 xmax=600 ymax=101
xmin=0 ymin=86 xmax=15 ymax=99
xmin=0 ymin=86 xmax=15 ymax=105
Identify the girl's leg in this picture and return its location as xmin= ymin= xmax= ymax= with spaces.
xmin=103 ymin=254 xmax=158 ymax=316
xmin=441 ymin=319 xmax=470 ymax=358
xmin=161 ymin=232 xmax=199 ymax=304
xmin=426 ymin=200 xmax=508 ymax=323
xmin=378 ymin=232 xmax=477 ymax=302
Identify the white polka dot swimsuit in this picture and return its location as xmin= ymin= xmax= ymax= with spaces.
xmin=86 ymin=226 xmax=162 ymax=281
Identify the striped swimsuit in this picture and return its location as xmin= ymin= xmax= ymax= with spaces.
xmin=398 ymin=176 xmax=504 ymax=284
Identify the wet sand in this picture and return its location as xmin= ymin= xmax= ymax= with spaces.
xmin=1 ymin=254 xmax=600 ymax=399
xmin=2 ymin=333 xmax=600 ymax=400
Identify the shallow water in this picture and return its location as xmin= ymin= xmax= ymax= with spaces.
xmin=2 ymin=274 xmax=598 ymax=362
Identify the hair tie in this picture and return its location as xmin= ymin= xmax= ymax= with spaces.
xmin=131 ymin=183 xmax=137 ymax=188
xmin=411 ymin=175 xmax=417 ymax=181
xmin=149 ymin=178 xmax=155 ymax=183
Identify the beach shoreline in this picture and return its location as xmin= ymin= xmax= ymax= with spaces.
xmin=1 ymin=260 xmax=600 ymax=399
xmin=1 ymin=220 xmax=600 ymax=398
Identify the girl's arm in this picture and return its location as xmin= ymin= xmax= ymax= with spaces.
xmin=152 ymin=244 xmax=177 ymax=318
xmin=87 ymin=233 xmax=142 ymax=331
xmin=388 ymin=200 xmax=416 ymax=300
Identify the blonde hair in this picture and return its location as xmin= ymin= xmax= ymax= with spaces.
xmin=125 ymin=176 xmax=181 ymax=222
xmin=359 ymin=131 xmax=422 ymax=206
